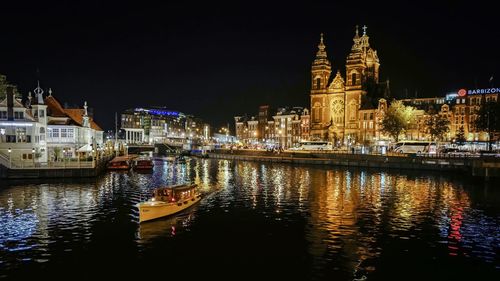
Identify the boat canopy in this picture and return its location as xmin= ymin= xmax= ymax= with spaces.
xmin=153 ymin=184 xmax=197 ymax=201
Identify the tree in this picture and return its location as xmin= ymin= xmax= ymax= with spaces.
xmin=381 ymin=100 xmax=416 ymax=142
xmin=0 ymin=74 xmax=21 ymax=99
xmin=424 ymin=114 xmax=450 ymax=141
xmin=455 ymin=126 xmax=466 ymax=145
xmin=474 ymin=101 xmax=500 ymax=150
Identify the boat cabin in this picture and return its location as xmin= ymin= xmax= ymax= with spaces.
xmin=134 ymin=157 xmax=154 ymax=169
xmin=153 ymin=184 xmax=197 ymax=203
xmin=107 ymin=157 xmax=131 ymax=169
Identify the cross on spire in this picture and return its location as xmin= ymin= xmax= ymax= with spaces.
xmin=362 ymin=25 xmax=367 ymax=35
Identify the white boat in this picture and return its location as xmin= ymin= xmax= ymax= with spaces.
xmin=137 ymin=184 xmax=201 ymax=223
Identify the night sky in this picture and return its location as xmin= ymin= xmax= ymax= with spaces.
xmin=1 ymin=1 xmax=498 ymax=130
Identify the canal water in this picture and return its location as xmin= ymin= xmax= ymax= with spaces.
xmin=0 ymin=158 xmax=499 ymax=280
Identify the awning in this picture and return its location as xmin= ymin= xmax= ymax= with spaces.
xmin=77 ymin=144 xmax=92 ymax=152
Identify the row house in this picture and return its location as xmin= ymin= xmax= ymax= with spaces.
xmin=234 ymin=106 xmax=310 ymax=148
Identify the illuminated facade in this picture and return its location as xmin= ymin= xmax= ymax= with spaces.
xmin=309 ymin=27 xmax=498 ymax=143
xmin=310 ymin=26 xmax=389 ymax=144
xmin=235 ymin=106 xmax=310 ymax=148
xmin=401 ymin=89 xmax=499 ymax=141
xmin=121 ymin=107 xmax=209 ymax=144
xmin=0 ymin=81 xmax=103 ymax=167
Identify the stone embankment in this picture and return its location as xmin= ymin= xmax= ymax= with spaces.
xmin=208 ymin=150 xmax=500 ymax=178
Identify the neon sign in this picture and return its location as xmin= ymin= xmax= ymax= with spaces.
xmin=457 ymin=87 xmax=500 ymax=96
xmin=134 ymin=108 xmax=180 ymax=117
xmin=458 ymin=89 xmax=467 ymax=97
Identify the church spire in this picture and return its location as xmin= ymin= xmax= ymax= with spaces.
xmin=351 ymin=26 xmax=362 ymax=51
xmin=316 ymin=33 xmax=327 ymax=59
xmin=311 ymin=32 xmax=331 ymax=91
xmin=360 ymin=25 xmax=370 ymax=48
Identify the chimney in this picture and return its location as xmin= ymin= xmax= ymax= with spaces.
xmin=6 ymin=86 xmax=15 ymax=121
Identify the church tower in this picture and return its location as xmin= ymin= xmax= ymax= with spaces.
xmin=343 ymin=26 xmax=382 ymax=142
xmin=346 ymin=25 xmax=380 ymax=88
xmin=310 ymin=33 xmax=332 ymax=139
xmin=311 ymin=33 xmax=332 ymax=91
xmin=309 ymin=26 xmax=382 ymax=143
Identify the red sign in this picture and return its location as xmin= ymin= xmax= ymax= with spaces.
xmin=457 ymin=89 xmax=467 ymax=97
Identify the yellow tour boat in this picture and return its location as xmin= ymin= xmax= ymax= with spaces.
xmin=137 ymin=184 xmax=201 ymax=223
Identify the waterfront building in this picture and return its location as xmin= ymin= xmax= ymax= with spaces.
xmin=309 ymin=26 xmax=499 ymax=144
xmin=310 ymin=26 xmax=389 ymax=144
xmin=234 ymin=115 xmax=249 ymax=143
xmin=45 ymin=91 xmax=103 ymax=160
xmin=0 ymin=78 xmax=103 ymax=167
xmin=121 ymin=107 xmax=209 ymax=145
xmin=233 ymin=26 xmax=499 ymax=147
xmin=401 ymin=89 xmax=499 ymax=141
xmin=234 ymin=106 xmax=310 ymax=148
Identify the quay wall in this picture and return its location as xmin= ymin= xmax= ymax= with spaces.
xmin=208 ymin=150 xmax=500 ymax=178
xmin=0 ymin=156 xmax=112 ymax=179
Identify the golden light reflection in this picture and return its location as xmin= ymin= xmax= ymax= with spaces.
xmin=307 ymin=169 xmax=473 ymax=278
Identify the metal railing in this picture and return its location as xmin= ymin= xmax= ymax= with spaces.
xmin=1 ymin=153 xmax=114 ymax=170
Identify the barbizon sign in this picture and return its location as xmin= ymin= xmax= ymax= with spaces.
xmin=458 ymin=87 xmax=500 ymax=96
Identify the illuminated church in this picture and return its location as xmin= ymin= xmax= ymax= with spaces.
xmin=310 ymin=26 xmax=389 ymax=144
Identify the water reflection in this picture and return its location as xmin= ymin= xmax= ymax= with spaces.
xmin=137 ymin=210 xmax=197 ymax=242
xmin=0 ymin=159 xmax=499 ymax=280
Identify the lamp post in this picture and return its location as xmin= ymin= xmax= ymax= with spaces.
xmin=32 ymin=148 xmax=35 ymax=166
xmin=8 ymin=148 xmax=11 ymax=168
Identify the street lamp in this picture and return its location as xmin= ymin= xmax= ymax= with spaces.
xmin=32 ymin=148 xmax=35 ymax=166
xmin=8 ymin=147 xmax=11 ymax=167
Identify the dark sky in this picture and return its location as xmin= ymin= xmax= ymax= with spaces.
xmin=1 ymin=1 xmax=498 ymax=130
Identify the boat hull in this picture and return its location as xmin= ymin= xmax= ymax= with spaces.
xmin=134 ymin=165 xmax=154 ymax=170
xmin=138 ymin=194 xmax=201 ymax=223
xmin=107 ymin=166 xmax=131 ymax=170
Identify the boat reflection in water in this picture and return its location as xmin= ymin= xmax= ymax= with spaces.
xmin=137 ymin=211 xmax=197 ymax=241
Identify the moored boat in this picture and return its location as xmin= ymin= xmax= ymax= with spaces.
xmin=107 ymin=156 xmax=132 ymax=170
xmin=137 ymin=184 xmax=201 ymax=223
xmin=134 ymin=157 xmax=154 ymax=170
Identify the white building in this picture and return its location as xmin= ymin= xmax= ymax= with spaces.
xmin=45 ymin=93 xmax=103 ymax=161
xmin=0 ymin=83 xmax=103 ymax=167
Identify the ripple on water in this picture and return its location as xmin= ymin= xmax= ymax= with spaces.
xmin=0 ymin=159 xmax=499 ymax=280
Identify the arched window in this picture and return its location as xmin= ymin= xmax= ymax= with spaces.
xmin=350 ymin=102 xmax=357 ymax=121
xmin=313 ymin=102 xmax=321 ymax=122
xmin=351 ymin=73 xmax=357 ymax=85
xmin=316 ymin=78 xmax=321 ymax=89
